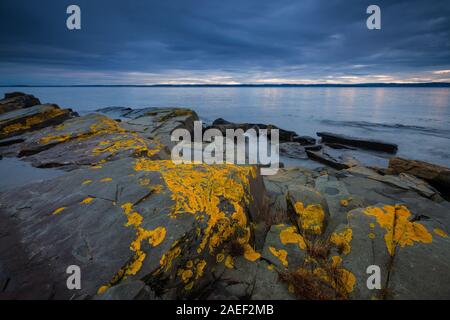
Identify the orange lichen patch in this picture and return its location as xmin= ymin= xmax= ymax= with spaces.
xmin=330 ymin=228 xmax=352 ymax=255
xmin=133 ymin=159 xmax=256 ymax=256
xmin=331 ymin=255 xmax=342 ymax=267
xmin=224 ymin=255 xmax=234 ymax=269
xmin=294 ymin=202 xmax=325 ymax=234
xmin=312 ymin=266 xmax=356 ymax=295
xmin=100 ymin=177 xmax=113 ymax=182
xmin=97 ymin=285 xmax=109 ymax=295
xmin=39 ymin=133 xmax=71 ymax=144
xmin=216 ymin=253 xmax=225 ymax=263
xmin=279 ymin=226 xmax=306 ymax=250
xmin=196 ymin=260 xmax=207 ymax=279
xmin=82 ymin=179 xmax=93 ymax=185
xmin=80 ymin=197 xmax=94 ymax=204
xmin=434 ymin=228 xmax=449 ymax=238
xmin=340 ymin=199 xmax=349 ymax=207
xmin=51 ymin=207 xmax=66 ymax=215
xmin=243 ymin=244 xmax=261 ymax=261
xmin=269 ymin=246 xmax=288 ymax=267
xmin=2 ymin=108 xmax=68 ymax=135
xmin=364 ymin=205 xmax=432 ymax=256
xmin=97 ymin=203 xmax=167 ymax=294
xmin=181 ymin=269 xmax=194 ymax=283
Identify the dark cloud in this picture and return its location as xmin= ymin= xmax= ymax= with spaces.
xmin=0 ymin=0 xmax=449 ymax=84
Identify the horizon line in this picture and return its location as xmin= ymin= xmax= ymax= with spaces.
xmin=1 ymin=82 xmax=450 ymax=88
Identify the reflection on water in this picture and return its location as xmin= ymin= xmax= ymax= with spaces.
xmin=0 ymin=87 xmax=449 ymax=166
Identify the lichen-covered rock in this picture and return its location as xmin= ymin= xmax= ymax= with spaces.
xmin=0 ymin=104 xmax=74 ymax=139
xmin=96 ymin=106 xmax=199 ymax=150
xmin=331 ymin=204 xmax=450 ymax=299
xmin=0 ymin=155 xmax=265 ymax=299
xmin=0 ymin=92 xmax=40 ymax=115
xmin=287 ymin=185 xmax=330 ymax=235
xmin=0 ymin=114 xmax=168 ymax=170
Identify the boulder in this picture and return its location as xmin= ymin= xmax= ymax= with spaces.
xmin=388 ymin=157 xmax=450 ymax=199
xmin=317 ymin=132 xmax=398 ymax=153
xmin=0 ymin=92 xmax=40 ymax=115
xmin=331 ymin=204 xmax=450 ymax=299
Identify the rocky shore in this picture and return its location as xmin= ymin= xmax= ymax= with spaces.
xmin=0 ymin=92 xmax=449 ymax=300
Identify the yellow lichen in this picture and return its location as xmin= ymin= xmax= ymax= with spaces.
xmin=100 ymin=177 xmax=113 ymax=182
xmin=181 ymin=269 xmax=194 ymax=283
xmin=294 ymin=201 xmax=325 ymax=234
xmin=80 ymin=197 xmax=94 ymax=204
xmin=269 ymin=246 xmax=288 ymax=267
xmin=330 ymin=228 xmax=352 ymax=255
xmin=196 ymin=260 xmax=207 ymax=279
xmin=97 ymin=202 xmax=167 ymax=293
xmin=51 ymin=207 xmax=66 ymax=215
xmin=224 ymin=255 xmax=234 ymax=269
xmin=82 ymin=179 xmax=92 ymax=185
xmin=134 ymin=159 xmax=256 ymax=255
xmin=434 ymin=228 xmax=448 ymax=238
xmin=364 ymin=205 xmax=432 ymax=256
xmin=243 ymin=244 xmax=261 ymax=261
xmin=216 ymin=253 xmax=225 ymax=263
xmin=279 ymin=226 xmax=306 ymax=250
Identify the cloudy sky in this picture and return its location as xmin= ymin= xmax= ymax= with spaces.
xmin=0 ymin=0 xmax=449 ymax=85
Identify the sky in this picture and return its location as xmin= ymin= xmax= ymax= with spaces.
xmin=0 ymin=0 xmax=449 ymax=85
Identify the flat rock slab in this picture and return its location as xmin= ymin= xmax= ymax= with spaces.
xmin=317 ymin=132 xmax=398 ymax=153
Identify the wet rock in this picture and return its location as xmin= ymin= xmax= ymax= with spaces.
xmin=304 ymin=144 xmax=322 ymax=151
xmin=292 ymin=135 xmax=316 ymax=145
xmin=317 ymin=132 xmax=398 ymax=153
xmin=279 ymin=142 xmax=307 ymax=159
xmin=388 ymin=157 xmax=450 ymax=199
xmin=0 ymin=104 xmax=74 ymax=139
xmin=0 ymin=92 xmax=40 ymax=115
xmin=306 ymin=150 xmax=349 ymax=170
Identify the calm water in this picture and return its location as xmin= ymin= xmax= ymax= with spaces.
xmin=1 ymin=87 xmax=449 ymax=167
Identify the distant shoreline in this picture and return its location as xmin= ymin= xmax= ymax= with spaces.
xmin=1 ymin=82 xmax=450 ymax=88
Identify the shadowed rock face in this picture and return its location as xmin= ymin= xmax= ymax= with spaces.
xmin=0 ymin=93 xmax=449 ymax=300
